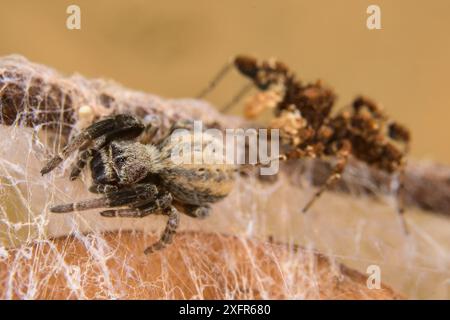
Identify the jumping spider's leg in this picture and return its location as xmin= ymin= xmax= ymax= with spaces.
xmin=88 ymin=184 xmax=119 ymax=194
xmin=100 ymin=191 xmax=172 ymax=218
xmin=50 ymin=183 xmax=158 ymax=213
xmin=182 ymin=204 xmax=211 ymax=219
xmin=99 ymin=207 xmax=150 ymax=218
xmin=50 ymin=197 xmax=110 ymax=214
xmin=157 ymin=119 xmax=197 ymax=145
xmin=40 ymin=114 xmax=144 ymax=175
xmin=70 ymin=135 xmax=108 ymax=181
xmin=99 ymin=191 xmax=180 ymax=255
xmin=144 ymin=206 xmax=180 ymax=255
xmin=302 ymin=141 xmax=351 ymax=213
xmin=170 ymin=120 xmax=195 ymax=132
xmin=139 ymin=115 xmax=161 ymax=144
xmin=69 ymin=149 xmax=91 ymax=181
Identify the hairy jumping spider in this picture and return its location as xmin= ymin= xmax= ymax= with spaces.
xmin=199 ymin=55 xmax=411 ymax=231
xmin=41 ymin=114 xmax=236 ymax=254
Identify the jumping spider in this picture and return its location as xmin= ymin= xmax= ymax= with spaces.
xmin=198 ymin=55 xmax=411 ymax=231
xmin=41 ymin=114 xmax=236 ymax=254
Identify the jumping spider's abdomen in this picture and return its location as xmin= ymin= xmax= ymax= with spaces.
xmin=159 ymin=163 xmax=236 ymax=205
xmin=157 ymin=130 xmax=236 ymax=206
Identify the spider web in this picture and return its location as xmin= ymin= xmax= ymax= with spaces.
xmin=0 ymin=55 xmax=448 ymax=299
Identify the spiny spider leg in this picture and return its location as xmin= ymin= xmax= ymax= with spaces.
xmin=69 ymin=149 xmax=91 ymax=181
xmin=50 ymin=183 xmax=158 ymax=213
xmin=99 ymin=192 xmax=172 ymax=218
xmin=144 ymin=206 xmax=180 ymax=254
xmin=99 ymin=207 xmax=152 ymax=218
xmin=302 ymin=141 xmax=351 ymax=213
xmin=196 ymin=61 xmax=233 ymax=99
xmin=88 ymin=184 xmax=119 ymax=194
xmin=41 ymin=114 xmax=144 ymax=175
xmin=395 ymin=163 xmax=409 ymax=234
xmin=388 ymin=121 xmax=411 ymax=154
xmin=220 ymin=82 xmax=253 ymax=113
xmin=69 ymin=136 xmax=108 ymax=181
xmin=99 ymin=191 xmax=179 ymax=254
xmin=139 ymin=115 xmax=161 ymax=144
xmin=157 ymin=119 xmax=196 ymax=148
xmin=50 ymin=197 xmax=110 ymax=214
xmin=168 ymin=119 xmax=196 ymax=134
xmin=352 ymin=96 xmax=386 ymax=119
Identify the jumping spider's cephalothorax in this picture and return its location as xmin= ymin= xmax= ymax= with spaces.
xmin=198 ymin=55 xmax=411 ymax=231
xmin=41 ymin=114 xmax=236 ymax=254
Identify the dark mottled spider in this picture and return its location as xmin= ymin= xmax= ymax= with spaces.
xmin=198 ymin=55 xmax=411 ymax=232
xmin=41 ymin=114 xmax=236 ymax=254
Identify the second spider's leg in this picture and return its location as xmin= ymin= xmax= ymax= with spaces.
xmin=50 ymin=183 xmax=158 ymax=213
xmin=352 ymin=95 xmax=386 ymax=119
xmin=302 ymin=141 xmax=351 ymax=213
xmin=395 ymin=162 xmax=409 ymax=234
xmin=388 ymin=122 xmax=411 ymax=154
xmin=144 ymin=205 xmax=180 ymax=254
xmin=196 ymin=60 xmax=234 ymax=99
xmin=221 ymin=82 xmax=253 ymax=113
xmin=41 ymin=114 xmax=144 ymax=175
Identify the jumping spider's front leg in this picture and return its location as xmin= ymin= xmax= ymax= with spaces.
xmin=49 ymin=183 xmax=181 ymax=254
xmin=40 ymin=114 xmax=145 ymax=175
xmin=49 ymin=183 xmax=159 ymax=214
xmin=302 ymin=140 xmax=351 ymax=213
xmin=100 ymin=191 xmax=180 ymax=254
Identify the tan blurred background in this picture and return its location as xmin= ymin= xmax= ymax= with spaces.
xmin=0 ymin=0 xmax=449 ymax=164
